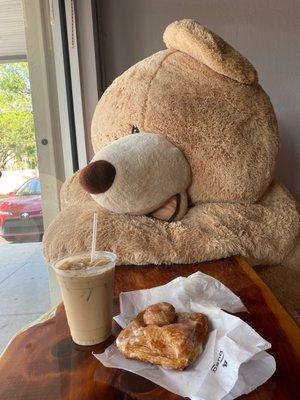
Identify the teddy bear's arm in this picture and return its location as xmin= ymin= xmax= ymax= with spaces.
xmin=44 ymin=181 xmax=298 ymax=267
xmin=43 ymin=200 xmax=181 ymax=264
xmin=176 ymin=181 xmax=299 ymax=266
xmin=60 ymin=171 xmax=91 ymax=209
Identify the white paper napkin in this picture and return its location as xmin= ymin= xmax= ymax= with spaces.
xmin=95 ymin=271 xmax=275 ymax=400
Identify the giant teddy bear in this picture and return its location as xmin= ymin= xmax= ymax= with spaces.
xmin=44 ymin=20 xmax=299 ymax=275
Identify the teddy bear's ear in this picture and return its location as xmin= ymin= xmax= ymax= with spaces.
xmin=163 ymin=19 xmax=257 ymax=84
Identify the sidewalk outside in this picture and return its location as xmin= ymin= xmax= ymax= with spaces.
xmin=0 ymin=242 xmax=51 ymax=352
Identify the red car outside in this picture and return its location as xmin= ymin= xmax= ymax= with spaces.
xmin=0 ymin=178 xmax=44 ymax=242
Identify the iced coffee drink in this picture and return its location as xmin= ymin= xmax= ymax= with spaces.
xmin=52 ymin=251 xmax=117 ymax=346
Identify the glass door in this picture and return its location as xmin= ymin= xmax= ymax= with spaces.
xmin=0 ymin=62 xmax=43 ymax=244
xmin=0 ymin=58 xmax=52 ymax=353
xmin=0 ymin=0 xmax=91 ymax=355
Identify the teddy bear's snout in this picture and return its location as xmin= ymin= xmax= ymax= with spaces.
xmin=79 ymin=160 xmax=116 ymax=194
xmin=79 ymin=133 xmax=191 ymax=220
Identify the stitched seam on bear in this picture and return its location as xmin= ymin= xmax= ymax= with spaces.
xmin=142 ymin=50 xmax=178 ymax=130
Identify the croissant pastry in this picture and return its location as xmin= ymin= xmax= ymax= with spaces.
xmin=116 ymin=302 xmax=208 ymax=370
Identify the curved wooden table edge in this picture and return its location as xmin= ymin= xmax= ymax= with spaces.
xmin=236 ymin=255 xmax=300 ymax=358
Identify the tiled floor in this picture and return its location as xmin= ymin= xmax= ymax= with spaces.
xmin=0 ymin=242 xmax=51 ymax=353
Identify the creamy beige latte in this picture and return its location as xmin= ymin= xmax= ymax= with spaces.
xmin=53 ymin=251 xmax=116 ymax=345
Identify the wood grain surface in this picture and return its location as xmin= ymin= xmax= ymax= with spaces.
xmin=0 ymin=256 xmax=299 ymax=400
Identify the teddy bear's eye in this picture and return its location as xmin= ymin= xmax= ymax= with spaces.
xmin=132 ymin=126 xmax=140 ymax=134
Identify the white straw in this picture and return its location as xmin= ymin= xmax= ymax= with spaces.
xmin=91 ymin=212 xmax=98 ymax=262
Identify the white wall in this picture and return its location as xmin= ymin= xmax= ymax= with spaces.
xmin=96 ymin=0 xmax=300 ymax=200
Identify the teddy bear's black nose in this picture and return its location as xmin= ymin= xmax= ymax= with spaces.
xmin=79 ymin=160 xmax=116 ymax=194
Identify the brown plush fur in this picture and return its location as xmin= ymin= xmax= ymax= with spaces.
xmin=91 ymin=47 xmax=279 ymax=205
xmin=44 ymin=173 xmax=298 ymax=267
xmin=44 ymin=20 xmax=299 ymax=320
xmin=163 ymin=20 xmax=257 ymax=84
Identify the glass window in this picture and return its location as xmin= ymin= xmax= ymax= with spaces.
xmin=0 ymin=62 xmax=49 ymax=354
xmin=0 ymin=63 xmax=43 ymax=243
xmin=0 ymin=0 xmax=82 ymax=355
xmin=16 ymin=178 xmax=41 ymax=195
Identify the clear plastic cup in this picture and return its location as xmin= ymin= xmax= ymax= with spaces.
xmin=52 ymin=251 xmax=117 ymax=345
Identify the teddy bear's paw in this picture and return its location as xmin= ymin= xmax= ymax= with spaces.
xmin=43 ymin=201 xmax=98 ymax=264
xmin=60 ymin=171 xmax=91 ymax=210
xmin=43 ymin=202 xmax=180 ymax=265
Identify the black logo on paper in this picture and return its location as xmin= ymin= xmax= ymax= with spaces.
xmin=211 ymin=350 xmax=228 ymax=372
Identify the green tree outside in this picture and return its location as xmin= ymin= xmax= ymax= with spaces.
xmin=0 ymin=62 xmax=37 ymax=170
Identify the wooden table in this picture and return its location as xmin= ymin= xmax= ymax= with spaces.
xmin=0 ymin=256 xmax=299 ymax=400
